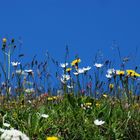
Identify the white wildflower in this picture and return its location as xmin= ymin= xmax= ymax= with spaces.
xmin=60 ymin=74 xmax=70 ymax=84
xmin=107 ymin=68 xmax=115 ymax=75
xmin=11 ymin=62 xmax=20 ymax=67
xmin=94 ymin=63 xmax=103 ymax=68
xmin=16 ymin=70 xmax=27 ymax=75
xmin=83 ymin=66 xmax=91 ymax=72
xmin=24 ymin=69 xmax=33 ymax=73
xmin=73 ymin=72 xmax=79 ymax=76
xmin=25 ymin=88 xmax=35 ymax=93
xmin=67 ymin=85 xmax=73 ymax=89
xmin=76 ymin=68 xmax=85 ymax=74
xmin=106 ymin=74 xmax=112 ymax=79
xmin=60 ymin=63 xmax=68 ymax=68
xmin=94 ymin=119 xmax=105 ymax=126
xmin=41 ymin=114 xmax=49 ymax=118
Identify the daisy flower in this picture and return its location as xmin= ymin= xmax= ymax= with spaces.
xmin=94 ymin=119 xmax=105 ymax=126
xmin=94 ymin=63 xmax=103 ymax=68
xmin=60 ymin=63 xmax=68 ymax=68
xmin=11 ymin=61 xmax=20 ymax=67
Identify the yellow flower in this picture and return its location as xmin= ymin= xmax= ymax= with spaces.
xmin=2 ymin=38 xmax=7 ymax=43
xmin=47 ymin=97 xmax=53 ymax=101
xmin=53 ymin=96 xmax=57 ymax=100
xmin=126 ymin=70 xmax=140 ymax=77
xmin=85 ymin=102 xmax=92 ymax=106
xmin=66 ymin=68 xmax=72 ymax=72
xmin=116 ymin=70 xmax=125 ymax=75
xmin=103 ymin=94 xmax=107 ymax=98
xmin=96 ymin=102 xmax=100 ymax=107
xmin=46 ymin=136 xmax=59 ymax=140
xmin=109 ymin=84 xmax=114 ymax=89
xmin=71 ymin=58 xmax=81 ymax=66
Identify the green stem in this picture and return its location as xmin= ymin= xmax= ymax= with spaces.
xmin=8 ymin=50 xmax=11 ymax=80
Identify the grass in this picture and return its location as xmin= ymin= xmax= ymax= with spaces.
xmin=0 ymin=38 xmax=140 ymax=139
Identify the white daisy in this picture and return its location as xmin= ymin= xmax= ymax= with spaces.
xmin=73 ymin=72 xmax=79 ymax=76
xmin=60 ymin=63 xmax=68 ymax=68
xmin=107 ymin=68 xmax=115 ymax=75
xmin=94 ymin=63 xmax=103 ymax=68
xmin=67 ymin=85 xmax=73 ymax=89
xmin=11 ymin=61 xmax=20 ymax=67
xmin=24 ymin=69 xmax=33 ymax=73
xmin=77 ymin=68 xmax=85 ymax=74
xmin=106 ymin=74 xmax=112 ymax=79
xmin=94 ymin=119 xmax=105 ymax=126
xmin=83 ymin=66 xmax=91 ymax=72
xmin=41 ymin=114 xmax=49 ymax=118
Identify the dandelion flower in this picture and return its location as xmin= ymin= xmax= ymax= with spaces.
xmin=66 ymin=68 xmax=72 ymax=72
xmin=71 ymin=58 xmax=81 ymax=66
xmin=94 ymin=63 xmax=103 ymax=68
xmin=85 ymin=102 xmax=92 ymax=106
xmin=94 ymin=119 xmax=105 ymax=126
xmin=126 ymin=70 xmax=140 ymax=77
xmin=109 ymin=84 xmax=114 ymax=89
xmin=116 ymin=70 xmax=125 ymax=75
xmin=2 ymin=38 xmax=7 ymax=43
xmin=46 ymin=136 xmax=59 ymax=140
xmin=95 ymin=102 xmax=100 ymax=107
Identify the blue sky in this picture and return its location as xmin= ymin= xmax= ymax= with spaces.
xmin=0 ymin=0 xmax=140 ymax=69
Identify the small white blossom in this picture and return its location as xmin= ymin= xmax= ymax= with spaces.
xmin=106 ymin=74 xmax=112 ymax=79
xmin=16 ymin=70 xmax=27 ymax=75
xmin=83 ymin=66 xmax=91 ymax=72
xmin=60 ymin=74 xmax=70 ymax=84
xmin=67 ymin=85 xmax=73 ymax=89
xmin=77 ymin=68 xmax=85 ymax=74
xmin=25 ymin=88 xmax=35 ymax=93
xmin=41 ymin=114 xmax=49 ymax=118
xmin=94 ymin=119 xmax=105 ymax=126
xmin=60 ymin=63 xmax=68 ymax=68
xmin=94 ymin=63 xmax=103 ymax=68
xmin=107 ymin=68 xmax=115 ymax=75
xmin=24 ymin=69 xmax=33 ymax=73
xmin=73 ymin=72 xmax=79 ymax=75
xmin=11 ymin=62 xmax=20 ymax=67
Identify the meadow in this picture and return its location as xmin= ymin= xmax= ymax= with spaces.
xmin=0 ymin=38 xmax=140 ymax=140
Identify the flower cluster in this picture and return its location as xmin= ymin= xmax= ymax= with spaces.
xmin=0 ymin=129 xmax=29 ymax=140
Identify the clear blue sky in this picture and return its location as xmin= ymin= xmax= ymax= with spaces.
xmin=0 ymin=0 xmax=140 ymax=68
